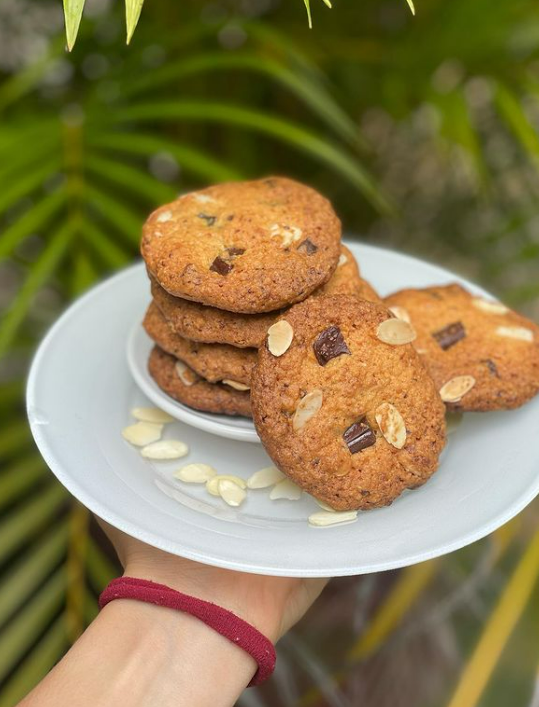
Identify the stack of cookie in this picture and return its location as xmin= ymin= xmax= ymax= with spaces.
xmin=140 ymin=177 xmax=379 ymax=418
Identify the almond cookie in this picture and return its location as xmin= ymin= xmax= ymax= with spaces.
xmin=143 ymin=302 xmax=255 ymax=386
xmin=148 ymin=347 xmax=251 ymax=417
xmin=141 ymin=177 xmax=341 ymax=313
xmin=385 ymin=284 xmax=539 ymax=411
xmin=251 ymin=295 xmax=446 ymax=511
xmin=151 ymin=245 xmax=380 ymax=349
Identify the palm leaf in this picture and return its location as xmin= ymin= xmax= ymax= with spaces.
xmin=126 ymin=0 xmax=146 ymax=45
xmin=0 ymin=456 xmax=46 ymax=512
xmin=63 ymin=0 xmax=86 ymax=52
xmin=0 ymin=221 xmax=74 ymax=360
xmin=107 ymin=101 xmax=390 ymax=210
xmin=0 ymin=617 xmax=67 ymax=707
xmin=447 ymin=526 xmax=539 ymax=707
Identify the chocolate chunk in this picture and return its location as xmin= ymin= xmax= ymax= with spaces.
xmin=227 ymin=215 xmax=235 ymax=221
xmin=313 ymin=325 xmax=351 ymax=366
xmin=343 ymin=419 xmax=376 ymax=454
xmin=297 ymin=239 xmax=318 ymax=255
xmin=198 ymin=213 xmax=216 ymax=226
xmin=432 ymin=321 xmax=466 ymax=350
xmin=210 ymin=256 xmax=233 ymax=275
xmin=227 ymin=247 xmax=245 ymax=256
xmin=482 ymin=358 xmax=500 ymax=377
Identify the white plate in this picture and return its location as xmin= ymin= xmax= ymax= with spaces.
xmin=27 ymin=244 xmax=539 ymax=577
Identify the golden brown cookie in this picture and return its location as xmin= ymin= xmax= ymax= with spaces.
xmin=251 ymin=295 xmax=446 ymax=511
xmin=148 ymin=346 xmax=252 ymax=417
xmin=151 ymin=245 xmax=380 ymax=349
xmin=141 ymin=177 xmax=341 ymax=313
xmin=385 ymin=284 xmax=539 ymax=411
xmin=143 ymin=302 xmax=255 ymax=386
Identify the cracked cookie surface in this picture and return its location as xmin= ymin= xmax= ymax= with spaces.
xmin=385 ymin=284 xmax=539 ymax=411
xmin=251 ymin=294 xmax=446 ymax=511
xmin=141 ymin=177 xmax=341 ymax=313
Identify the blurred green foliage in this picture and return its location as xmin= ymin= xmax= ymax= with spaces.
xmin=1 ymin=0 xmax=539 ymax=705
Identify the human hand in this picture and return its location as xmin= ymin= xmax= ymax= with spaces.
xmin=98 ymin=519 xmax=328 ymax=642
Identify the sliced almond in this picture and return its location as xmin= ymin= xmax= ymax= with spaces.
xmin=495 ymin=325 xmax=534 ymax=342
xmin=315 ymin=499 xmax=337 ymax=512
xmin=270 ymin=224 xmax=302 ymax=248
xmin=122 ymin=422 xmax=163 ymax=446
xmin=439 ymin=375 xmax=476 ymax=403
xmin=293 ymin=389 xmax=323 ymax=432
xmin=157 ymin=210 xmax=172 ymax=223
xmin=174 ymin=463 xmax=216 ymax=483
xmin=308 ymin=510 xmax=358 ymax=527
xmin=206 ymin=474 xmax=247 ymax=496
xmin=141 ymin=440 xmax=189 ymax=460
xmin=222 ymin=379 xmax=250 ymax=391
xmin=175 ymin=360 xmax=199 ymax=386
xmin=193 ymin=193 xmax=216 ymax=204
xmin=218 ymin=479 xmax=247 ymax=507
xmin=388 ymin=306 xmax=411 ymax=323
xmin=131 ymin=407 xmax=174 ymax=424
xmin=375 ymin=403 xmax=407 ymax=449
xmin=267 ymin=320 xmax=293 ymax=357
xmin=472 ymin=298 xmax=508 ymax=315
xmin=338 ymin=253 xmax=348 ymax=267
xmin=247 ymin=466 xmax=286 ymax=489
xmin=376 ymin=318 xmax=416 ymax=345
xmin=269 ymin=479 xmax=302 ymax=501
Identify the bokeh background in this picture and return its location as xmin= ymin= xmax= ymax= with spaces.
xmin=1 ymin=0 xmax=539 ymax=704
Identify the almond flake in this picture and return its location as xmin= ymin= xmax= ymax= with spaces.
xmin=174 ymin=463 xmax=217 ymax=483
xmin=270 ymin=224 xmax=302 ymax=248
xmin=267 ymin=320 xmax=293 ymax=356
xmin=472 ymin=298 xmax=508 ymax=315
xmin=218 ymin=479 xmax=247 ymax=507
xmin=293 ymin=389 xmax=323 ymax=431
xmin=122 ymin=422 xmax=163 ymax=446
xmin=157 ymin=210 xmax=172 ymax=223
xmin=495 ymin=326 xmax=534 ymax=342
xmin=269 ymin=479 xmax=302 ymax=501
xmin=175 ymin=360 xmax=199 ymax=386
xmin=375 ymin=403 xmax=407 ymax=449
xmin=193 ymin=193 xmax=216 ymax=204
xmin=206 ymin=474 xmax=246 ymax=496
xmin=222 ymin=379 xmax=250 ymax=391
xmin=376 ymin=318 xmax=416 ymax=345
xmin=308 ymin=510 xmax=358 ymax=527
xmin=439 ymin=375 xmax=476 ymax=403
xmin=247 ymin=466 xmax=286 ymax=489
xmin=131 ymin=407 xmax=174 ymax=424
xmin=315 ymin=499 xmax=337 ymax=512
xmin=141 ymin=440 xmax=189 ymax=460
xmin=338 ymin=253 xmax=348 ymax=267
xmin=388 ymin=306 xmax=411 ymax=323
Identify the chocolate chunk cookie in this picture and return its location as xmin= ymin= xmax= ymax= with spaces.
xmin=385 ymin=284 xmax=539 ymax=411
xmin=148 ymin=346 xmax=252 ymax=417
xmin=251 ymin=295 xmax=446 ymax=511
xmin=143 ymin=302 xmax=255 ymax=386
xmin=152 ymin=245 xmax=380 ymax=349
xmin=141 ymin=177 xmax=341 ymax=313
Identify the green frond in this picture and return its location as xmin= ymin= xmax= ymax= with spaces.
xmin=0 ymin=485 xmax=66 ymax=565
xmin=304 ymin=0 xmax=313 ymax=29
xmin=0 ymin=617 xmax=67 ymax=707
xmin=86 ymin=154 xmax=177 ymax=204
xmin=0 ymin=422 xmax=32 ymax=461
xmin=86 ymin=184 xmax=142 ymax=246
xmin=125 ymin=0 xmax=146 ymax=45
xmin=0 ymin=571 xmax=65 ymax=684
xmin=0 ymin=456 xmax=47 ymax=511
xmin=406 ymin=0 xmax=416 ymax=15
xmin=63 ymin=0 xmax=86 ymax=52
xmin=494 ymin=82 xmax=539 ymax=162
xmin=108 ymin=102 xmax=389 ymax=210
xmin=81 ymin=221 xmax=132 ymax=270
xmin=0 ymin=221 xmax=75 ymax=360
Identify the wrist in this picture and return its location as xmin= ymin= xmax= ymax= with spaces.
xmin=122 ymin=562 xmax=283 ymax=642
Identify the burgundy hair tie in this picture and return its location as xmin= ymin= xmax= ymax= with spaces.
xmin=99 ymin=577 xmax=276 ymax=686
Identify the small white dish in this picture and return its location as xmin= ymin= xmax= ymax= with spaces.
xmin=27 ymin=243 xmax=539 ymax=576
